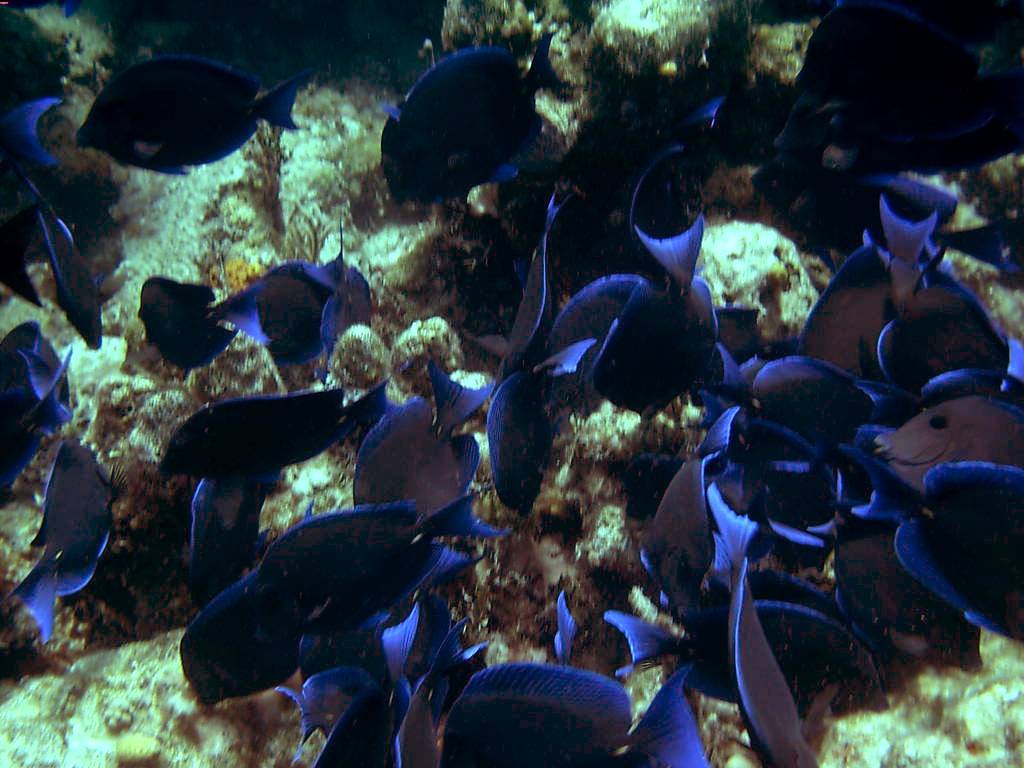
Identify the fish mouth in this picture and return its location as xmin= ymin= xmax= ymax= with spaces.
xmin=873 ymin=433 xmax=950 ymax=468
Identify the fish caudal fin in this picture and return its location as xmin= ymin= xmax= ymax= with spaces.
xmin=604 ymin=611 xmax=677 ymax=676
xmin=0 ymin=99 xmax=60 ymax=167
xmin=11 ymin=563 xmax=58 ymax=643
xmin=255 ymin=70 xmax=313 ymax=130
xmin=525 ymin=33 xmax=563 ymax=93
xmin=629 ymin=666 xmax=709 ymax=768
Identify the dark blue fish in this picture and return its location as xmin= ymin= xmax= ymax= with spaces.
xmin=777 ymin=2 xmax=1024 ymax=175
xmin=605 ymin=592 xmax=885 ymax=716
xmin=299 ymin=594 xmax=458 ymax=684
xmin=354 ymin=365 xmax=487 ymax=515
xmin=160 ymin=383 xmax=387 ymax=478
xmin=188 ymin=475 xmax=272 ymax=606
xmin=751 ymin=356 xmax=914 ymax=444
xmin=708 ymin=415 xmax=836 ymax=550
xmin=280 ymin=603 xmax=421 ymax=760
xmin=138 ymin=278 xmax=237 ymax=371
xmin=180 ymin=570 xmax=301 ymax=704
xmin=895 ymin=461 xmax=1024 ymax=639
xmin=213 ymin=257 xmax=370 ymax=366
xmin=278 ymin=666 xmax=378 ymax=762
xmin=0 ymin=342 xmax=71 ymax=487
xmin=497 ymin=194 xmax=564 ymax=380
xmin=380 ymin=35 xmax=561 ymax=202
xmin=833 ymin=512 xmax=981 ymax=668
xmin=11 ymin=440 xmax=113 ymax=642
xmin=640 ymin=456 xmax=714 ymax=615
xmin=77 ymin=55 xmax=310 ymax=173
xmin=486 ymin=341 xmax=594 ymax=514
xmin=592 ymin=214 xmax=718 ymax=413
xmin=249 ymin=495 xmax=502 ymax=634
xmin=46 ymin=212 xmax=103 ymax=349
xmin=1 ymin=100 xmax=102 ymax=348
xmin=313 ymin=675 xmax=391 ymax=768
xmin=440 ymin=662 xmax=707 ymax=768
xmin=708 ymin=485 xmax=820 ymax=768
xmin=0 ymin=1 xmax=82 ymax=16
xmin=546 ymin=273 xmax=645 ymax=415
xmin=397 ymin=617 xmax=486 ymax=768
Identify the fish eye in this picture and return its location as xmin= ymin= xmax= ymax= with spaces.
xmin=928 ymin=414 xmax=948 ymax=430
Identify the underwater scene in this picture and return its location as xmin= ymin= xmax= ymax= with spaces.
xmin=4 ymin=0 xmax=1024 ymax=766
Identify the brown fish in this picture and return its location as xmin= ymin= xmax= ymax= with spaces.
xmin=875 ymin=395 xmax=1024 ymax=490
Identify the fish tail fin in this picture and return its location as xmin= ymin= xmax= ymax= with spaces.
xmin=878 ymin=194 xmax=938 ymax=265
xmin=382 ymin=602 xmax=421 ymax=685
xmin=420 ymin=494 xmax=507 ymax=539
xmin=707 ymin=482 xmax=758 ymax=583
xmin=525 ymin=33 xmax=563 ymax=93
xmin=428 ymin=360 xmax=493 ymax=435
xmin=636 ymin=213 xmax=705 ymax=291
xmin=629 ymin=666 xmax=708 ymax=768
xmin=11 ymin=564 xmax=58 ymax=643
xmin=0 ymin=205 xmax=44 ymax=306
xmin=0 ymin=98 xmax=60 ymax=167
xmin=274 ymin=685 xmax=315 ymax=762
xmin=603 ymin=611 xmax=677 ymax=675
xmin=255 ymin=70 xmax=313 ymax=130
xmin=20 ymin=349 xmax=72 ymax=433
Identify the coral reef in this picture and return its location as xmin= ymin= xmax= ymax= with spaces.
xmin=2 ymin=1 xmax=1024 ymax=767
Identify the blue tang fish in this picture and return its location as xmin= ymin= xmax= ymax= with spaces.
xmin=353 ymin=361 xmax=490 ymax=515
xmin=0 ymin=332 xmax=71 ymax=488
xmin=188 ymin=475 xmax=272 ymax=606
xmin=440 ymin=663 xmax=707 ymax=767
xmin=78 ymin=55 xmax=311 ymax=173
xmin=380 ymin=35 xmax=562 ymax=202
xmin=11 ymin=440 xmax=114 ymax=643
xmin=138 ymin=278 xmax=237 ymax=371
xmin=160 ymin=383 xmax=387 ymax=478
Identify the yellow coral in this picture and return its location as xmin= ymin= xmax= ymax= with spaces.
xmin=222 ymin=258 xmax=264 ymax=293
